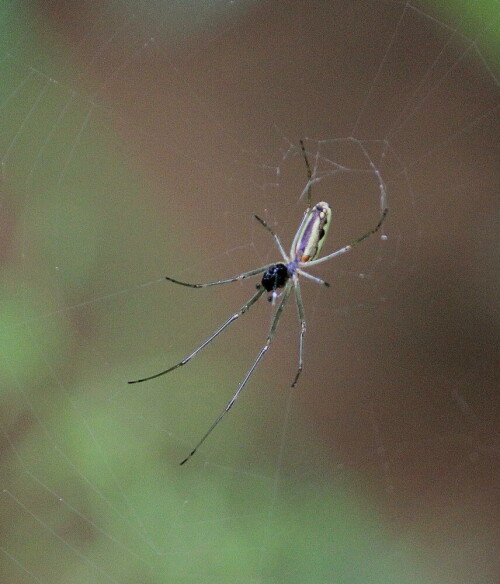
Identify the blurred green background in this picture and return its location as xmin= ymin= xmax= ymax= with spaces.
xmin=1 ymin=1 xmax=498 ymax=583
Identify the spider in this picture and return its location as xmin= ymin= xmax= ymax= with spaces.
xmin=129 ymin=141 xmax=388 ymax=465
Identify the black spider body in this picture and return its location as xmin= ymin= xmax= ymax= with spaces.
xmin=261 ymin=263 xmax=290 ymax=294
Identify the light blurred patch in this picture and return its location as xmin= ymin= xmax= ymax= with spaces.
xmin=0 ymin=273 xmax=71 ymax=390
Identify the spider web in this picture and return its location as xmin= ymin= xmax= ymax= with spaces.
xmin=1 ymin=1 xmax=498 ymax=583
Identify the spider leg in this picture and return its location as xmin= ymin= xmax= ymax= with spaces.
xmin=296 ymin=269 xmax=330 ymax=287
xmin=299 ymin=139 xmax=313 ymax=209
xmin=180 ymin=282 xmax=293 ymax=464
xmin=165 ymin=265 xmax=272 ymax=288
xmin=291 ymin=276 xmax=306 ymax=388
xmin=128 ymin=286 xmax=266 ymax=384
xmin=304 ymin=208 xmax=388 ymax=267
xmin=288 ymin=141 xmax=318 ymax=255
xmin=254 ymin=215 xmax=288 ymax=261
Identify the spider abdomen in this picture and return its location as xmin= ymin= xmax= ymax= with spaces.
xmin=261 ymin=263 xmax=289 ymax=292
xmin=294 ymin=202 xmax=331 ymax=263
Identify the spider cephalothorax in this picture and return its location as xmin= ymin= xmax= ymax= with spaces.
xmin=261 ymin=263 xmax=290 ymax=301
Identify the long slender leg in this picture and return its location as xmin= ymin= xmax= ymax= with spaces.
xmin=296 ymin=269 xmax=330 ymax=287
xmin=180 ymin=282 xmax=293 ymax=465
xmin=165 ymin=265 xmax=272 ymax=288
xmin=304 ymin=208 xmax=388 ymax=268
xmin=253 ymin=215 xmax=288 ymax=261
xmin=289 ymin=140 xmax=315 ymax=254
xmin=128 ymin=287 xmax=266 ymax=384
xmin=291 ymin=277 xmax=306 ymax=388
xmin=299 ymin=139 xmax=313 ymax=209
